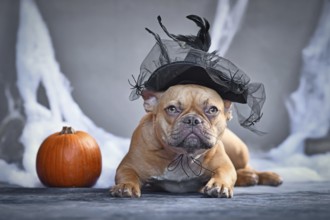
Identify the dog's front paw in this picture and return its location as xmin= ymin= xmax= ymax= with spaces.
xmin=109 ymin=183 xmax=141 ymax=198
xmin=201 ymin=178 xmax=234 ymax=198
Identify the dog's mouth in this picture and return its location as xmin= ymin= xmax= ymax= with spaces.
xmin=168 ymin=129 xmax=214 ymax=154
xmin=182 ymin=133 xmax=203 ymax=149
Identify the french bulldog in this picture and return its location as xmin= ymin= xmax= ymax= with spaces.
xmin=110 ymin=84 xmax=282 ymax=198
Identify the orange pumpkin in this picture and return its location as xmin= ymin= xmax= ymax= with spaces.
xmin=36 ymin=126 xmax=102 ymax=187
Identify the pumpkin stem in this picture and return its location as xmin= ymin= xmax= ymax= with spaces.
xmin=60 ymin=126 xmax=76 ymax=134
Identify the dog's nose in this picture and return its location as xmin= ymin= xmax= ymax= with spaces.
xmin=182 ymin=115 xmax=203 ymax=126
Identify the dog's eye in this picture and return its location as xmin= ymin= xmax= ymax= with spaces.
xmin=206 ymin=106 xmax=219 ymax=115
xmin=166 ymin=105 xmax=180 ymax=115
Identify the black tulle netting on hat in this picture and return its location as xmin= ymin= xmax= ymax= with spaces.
xmin=129 ymin=15 xmax=266 ymax=134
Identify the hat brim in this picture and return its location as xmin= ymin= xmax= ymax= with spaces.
xmin=144 ymin=62 xmax=248 ymax=103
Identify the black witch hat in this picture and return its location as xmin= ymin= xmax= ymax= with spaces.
xmin=129 ymin=15 xmax=266 ymax=134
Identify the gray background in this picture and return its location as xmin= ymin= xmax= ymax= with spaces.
xmin=0 ymin=0 xmax=323 ymax=152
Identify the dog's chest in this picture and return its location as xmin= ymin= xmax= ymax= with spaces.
xmin=149 ymin=154 xmax=210 ymax=193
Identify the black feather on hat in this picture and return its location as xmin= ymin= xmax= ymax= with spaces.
xmin=129 ymin=15 xmax=266 ymax=134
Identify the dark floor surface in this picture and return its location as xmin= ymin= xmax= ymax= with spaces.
xmin=0 ymin=182 xmax=329 ymax=220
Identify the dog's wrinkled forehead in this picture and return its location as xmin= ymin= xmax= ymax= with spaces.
xmin=159 ymin=84 xmax=224 ymax=108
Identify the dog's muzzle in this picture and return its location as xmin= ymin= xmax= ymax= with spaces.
xmin=169 ymin=114 xmax=214 ymax=153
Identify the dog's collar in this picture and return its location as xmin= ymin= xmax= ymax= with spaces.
xmin=167 ymin=154 xmax=215 ymax=178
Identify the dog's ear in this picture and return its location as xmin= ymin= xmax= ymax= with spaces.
xmin=224 ymin=100 xmax=233 ymax=121
xmin=141 ymin=90 xmax=163 ymax=112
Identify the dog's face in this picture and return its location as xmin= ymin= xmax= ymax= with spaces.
xmin=142 ymin=84 xmax=232 ymax=154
